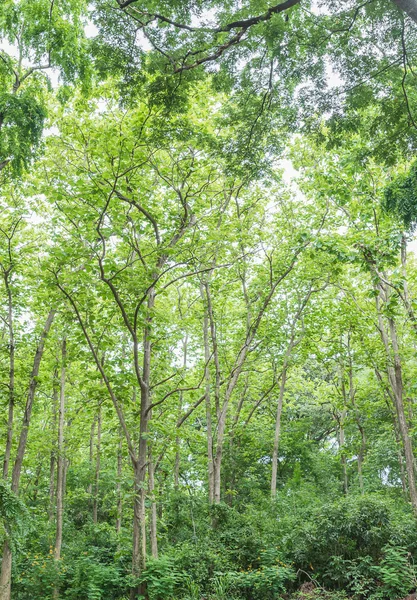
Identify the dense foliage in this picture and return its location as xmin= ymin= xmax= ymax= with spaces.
xmin=2 ymin=1 xmax=417 ymax=599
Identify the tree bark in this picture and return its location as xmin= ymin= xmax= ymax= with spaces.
xmin=88 ymin=416 xmax=96 ymax=497
xmin=347 ymin=349 xmax=366 ymax=494
xmin=388 ymin=316 xmax=417 ymax=513
xmin=201 ymin=286 xmax=215 ymax=504
xmin=339 ymin=411 xmax=348 ymax=495
xmin=2 ymin=274 xmax=14 ymax=480
xmin=374 ymin=278 xmax=417 ymax=514
xmin=148 ymin=449 xmax=158 ymax=558
xmin=116 ymin=430 xmax=123 ymax=534
xmin=0 ymin=309 xmax=55 ymax=600
xmin=271 ymin=365 xmax=288 ymax=498
xmin=48 ymin=370 xmax=59 ymax=521
xmin=130 ymin=287 xmax=155 ymax=600
xmin=93 ymin=402 xmax=102 ymax=524
xmin=174 ymin=335 xmax=187 ymax=489
xmin=53 ymin=339 xmax=66 ymax=599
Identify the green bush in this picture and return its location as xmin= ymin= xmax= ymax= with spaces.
xmin=228 ymin=548 xmax=296 ymax=600
xmin=64 ymin=555 xmax=124 ymax=600
xmin=372 ymin=545 xmax=417 ymax=599
xmin=138 ymin=556 xmax=185 ymax=600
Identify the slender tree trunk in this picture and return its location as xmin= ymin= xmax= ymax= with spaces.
xmin=0 ymin=309 xmax=55 ymax=600
xmin=88 ymin=416 xmax=96 ymax=497
xmin=205 ymin=283 xmax=221 ymax=420
xmin=347 ymin=353 xmax=366 ymax=494
xmin=212 ymin=350 xmax=249 ymax=504
xmin=212 ymin=255 xmax=307 ymax=504
xmin=376 ymin=368 xmax=409 ymax=497
xmin=49 ymin=370 xmax=59 ymax=521
xmin=174 ymin=335 xmax=187 ymax=489
xmin=271 ymin=365 xmax=288 ymax=498
xmin=388 ymin=317 xmax=417 ymax=513
xmin=394 ymin=420 xmax=409 ymax=497
xmin=53 ymin=339 xmax=66 ymax=599
xmin=93 ymin=402 xmax=101 ymax=524
xmin=357 ymin=426 xmax=366 ymax=494
xmin=148 ymin=449 xmax=158 ymax=558
xmin=227 ymin=376 xmax=249 ymax=506
xmin=3 ymin=276 xmax=14 ymax=480
xmin=32 ymin=463 xmax=42 ymax=502
xmin=374 ymin=277 xmax=417 ymax=513
xmin=116 ymin=430 xmax=123 ymax=534
xmin=201 ymin=291 xmax=215 ymax=503
xmin=339 ymin=411 xmax=348 ymax=495
xmin=130 ymin=287 xmax=155 ymax=600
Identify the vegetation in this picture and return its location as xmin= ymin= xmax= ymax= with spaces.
xmin=2 ymin=1 xmax=417 ymax=599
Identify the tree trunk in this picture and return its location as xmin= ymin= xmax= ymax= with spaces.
xmin=271 ymin=365 xmax=288 ymax=498
xmin=201 ymin=289 xmax=215 ymax=504
xmin=388 ymin=317 xmax=417 ymax=513
xmin=0 ymin=546 xmax=12 ymax=600
xmin=88 ymin=416 xmax=96 ymax=497
xmin=376 ymin=368 xmax=409 ymax=497
xmin=212 ymin=253 xmax=306 ymax=503
xmin=2 ymin=275 xmax=14 ymax=480
xmin=53 ymin=339 xmax=66 ymax=599
xmin=116 ymin=430 xmax=123 ymax=534
xmin=130 ymin=287 xmax=155 ymax=600
xmin=148 ymin=449 xmax=158 ymax=558
xmin=394 ymin=420 xmax=409 ymax=497
xmin=375 ymin=278 xmax=417 ymax=513
xmin=48 ymin=370 xmax=59 ymax=521
xmin=93 ymin=402 xmax=101 ymax=524
xmin=339 ymin=412 xmax=348 ymax=495
xmin=0 ymin=309 xmax=55 ymax=600
xmin=174 ymin=335 xmax=187 ymax=489
xmin=347 ymin=353 xmax=366 ymax=494
xmin=357 ymin=426 xmax=366 ymax=495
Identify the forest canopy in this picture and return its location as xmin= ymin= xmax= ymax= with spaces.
xmin=2 ymin=1 xmax=417 ymax=599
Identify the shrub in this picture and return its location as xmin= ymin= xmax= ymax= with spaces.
xmin=138 ymin=556 xmax=185 ymax=600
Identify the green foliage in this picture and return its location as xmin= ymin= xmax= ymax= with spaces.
xmin=14 ymin=550 xmax=63 ymax=600
xmin=0 ymin=91 xmax=47 ymax=173
xmin=373 ymin=545 xmax=417 ymax=599
xmin=137 ymin=557 xmax=185 ymax=600
xmin=0 ymin=480 xmax=28 ymax=540
xmin=286 ymin=495 xmax=415 ymax=575
xmin=63 ymin=555 xmax=123 ymax=600
xmin=4 ymin=3 xmax=417 ymax=600
xmin=229 ymin=550 xmax=296 ymax=600
xmin=384 ymin=161 xmax=417 ymax=230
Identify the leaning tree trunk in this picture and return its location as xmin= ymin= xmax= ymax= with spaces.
xmin=2 ymin=274 xmax=14 ymax=480
xmin=0 ymin=309 xmax=55 ymax=600
xmin=375 ymin=277 xmax=417 ymax=514
xmin=388 ymin=317 xmax=417 ymax=513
